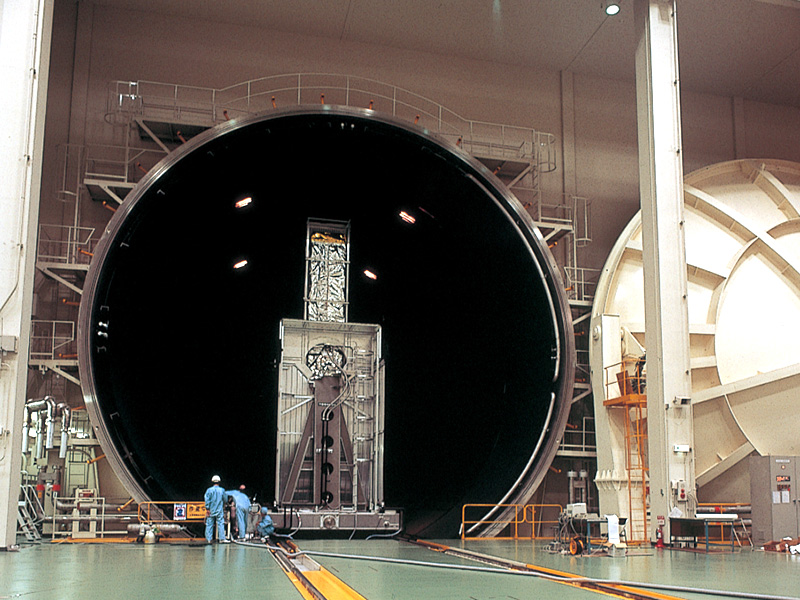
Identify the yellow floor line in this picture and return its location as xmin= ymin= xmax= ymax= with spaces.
xmin=273 ymin=547 xmax=367 ymax=600
xmin=523 ymin=561 xmax=687 ymax=600
xmin=419 ymin=540 xmax=687 ymax=600
xmin=285 ymin=572 xmax=318 ymax=600
xmin=303 ymin=567 xmax=367 ymax=600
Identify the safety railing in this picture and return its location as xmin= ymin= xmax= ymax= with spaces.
xmin=559 ymin=417 xmax=596 ymax=455
xmin=84 ymin=143 xmax=166 ymax=185
xmin=109 ymin=73 xmax=557 ymax=172
xmin=697 ymin=503 xmax=752 ymax=547
xmin=564 ymin=266 xmax=600 ymax=303
xmin=37 ymin=224 xmax=96 ymax=266
xmin=54 ymin=144 xmax=85 ymax=204
xmin=603 ymin=358 xmax=646 ymax=403
xmin=461 ymin=503 xmax=562 ymax=540
xmin=55 ymin=143 xmax=166 ymax=201
xmin=19 ymin=483 xmax=45 ymax=524
xmin=138 ymin=501 xmax=206 ymax=524
xmin=29 ymin=320 xmax=75 ymax=361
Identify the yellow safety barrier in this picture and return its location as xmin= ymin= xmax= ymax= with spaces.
xmin=461 ymin=503 xmax=563 ymax=540
xmin=138 ymin=501 xmax=206 ymax=524
xmin=697 ymin=502 xmax=751 ymax=547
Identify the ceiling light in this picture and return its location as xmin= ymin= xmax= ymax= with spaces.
xmin=233 ymin=259 xmax=248 ymax=269
xmin=363 ymin=269 xmax=377 ymax=280
xmin=235 ymin=197 xmax=252 ymax=209
xmin=604 ymin=2 xmax=620 ymax=15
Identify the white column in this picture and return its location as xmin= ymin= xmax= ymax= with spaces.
xmin=633 ymin=0 xmax=694 ymax=542
xmin=0 ymin=0 xmax=53 ymax=549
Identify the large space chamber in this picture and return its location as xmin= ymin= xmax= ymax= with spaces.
xmin=78 ymin=107 xmax=574 ymax=537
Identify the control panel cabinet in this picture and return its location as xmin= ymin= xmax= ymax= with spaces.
xmin=750 ymin=455 xmax=800 ymax=547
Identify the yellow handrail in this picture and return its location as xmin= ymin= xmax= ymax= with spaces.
xmin=138 ymin=501 xmax=206 ymax=524
xmin=461 ymin=503 xmax=563 ymax=540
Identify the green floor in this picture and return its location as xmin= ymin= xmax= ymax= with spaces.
xmin=2 ymin=538 xmax=800 ymax=600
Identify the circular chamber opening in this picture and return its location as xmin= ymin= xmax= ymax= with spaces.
xmin=79 ymin=107 xmax=574 ymax=537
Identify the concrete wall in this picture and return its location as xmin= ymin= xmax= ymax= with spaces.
xmin=42 ymin=2 xmax=800 ymax=276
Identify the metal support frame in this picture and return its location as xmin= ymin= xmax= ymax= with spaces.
xmin=0 ymin=0 xmax=53 ymax=549
xmin=634 ymin=0 xmax=694 ymax=543
xmin=276 ymin=319 xmax=385 ymax=521
xmin=281 ymin=375 xmax=366 ymax=509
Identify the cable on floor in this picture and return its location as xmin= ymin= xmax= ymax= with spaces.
xmin=232 ymin=540 xmax=800 ymax=600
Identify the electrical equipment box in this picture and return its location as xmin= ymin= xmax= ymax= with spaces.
xmin=750 ymin=455 xmax=800 ymax=547
xmin=671 ymin=479 xmax=687 ymax=502
xmin=566 ymin=502 xmax=588 ymax=517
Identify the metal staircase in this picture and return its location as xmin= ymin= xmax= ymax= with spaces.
xmin=17 ymin=485 xmax=43 ymax=542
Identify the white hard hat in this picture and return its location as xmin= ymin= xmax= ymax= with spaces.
xmin=211 ymin=475 xmax=221 ymax=483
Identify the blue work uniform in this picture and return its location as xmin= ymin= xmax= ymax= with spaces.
xmin=257 ymin=507 xmax=274 ymax=537
xmin=225 ymin=489 xmax=251 ymax=539
xmin=204 ymin=484 xmax=227 ymax=542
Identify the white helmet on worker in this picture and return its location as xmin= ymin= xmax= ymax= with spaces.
xmin=211 ymin=475 xmax=221 ymax=483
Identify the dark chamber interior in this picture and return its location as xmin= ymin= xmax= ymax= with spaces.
xmin=87 ymin=111 xmax=561 ymax=537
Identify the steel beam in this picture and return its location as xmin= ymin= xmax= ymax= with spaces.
xmin=634 ymin=0 xmax=694 ymax=543
xmin=0 ymin=0 xmax=53 ymax=550
xmin=37 ymin=266 xmax=84 ymax=295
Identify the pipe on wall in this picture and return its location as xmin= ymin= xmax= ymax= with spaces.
xmin=22 ymin=396 xmax=56 ymax=458
xmin=55 ymin=402 xmax=71 ymax=459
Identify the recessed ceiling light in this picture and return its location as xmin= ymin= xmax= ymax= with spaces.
xmin=604 ymin=2 xmax=621 ymax=15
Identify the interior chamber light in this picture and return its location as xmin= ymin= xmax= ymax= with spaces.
xmin=233 ymin=259 xmax=248 ymax=269
xmin=604 ymin=2 xmax=620 ymax=15
xmin=363 ymin=269 xmax=377 ymax=280
xmin=235 ymin=197 xmax=253 ymax=209
xmin=399 ymin=211 xmax=416 ymax=224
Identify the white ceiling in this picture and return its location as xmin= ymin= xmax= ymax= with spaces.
xmin=92 ymin=0 xmax=800 ymax=107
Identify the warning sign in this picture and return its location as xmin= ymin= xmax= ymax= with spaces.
xmin=174 ymin=503 xmax=187 ymax=521
xmin=187 ymin=502 xmax=206 ymax=520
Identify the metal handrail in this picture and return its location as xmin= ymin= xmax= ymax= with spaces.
xmin=559 ymin=416 xmax=596 ymax=454
xmin=461 ymin=503 xmax=563 ymax=540
xmin=19 ymin=484 xmax=45 ymax=524
xmin=37 ymin=224 xmax=96 ymax=266
xmin=564 ymin=266 xmax=600 ymax=303
xmin=84 ymin=143 xmax=167 ymax=184
xmin=30 ymin=320 xmax=75 ymax=361
xmin=138 ymin=501 xmax=206 ymax=524
xmin=109 ymin=73 xmax=556 ymax=171
xmin=603 ymin=358 xmax=646 ymax=402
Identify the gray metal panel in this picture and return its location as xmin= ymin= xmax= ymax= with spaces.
xmin=750 ymin=455 xmax=800 ymax=546
xmin=276 ymin=319 xmax=382 ymax=510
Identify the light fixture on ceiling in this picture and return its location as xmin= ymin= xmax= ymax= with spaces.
xmin=603 ymin=1 xmax=621 ymax=15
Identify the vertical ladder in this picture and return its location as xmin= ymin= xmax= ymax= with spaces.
xmin=66 ymin=447 xmax=91 ymax=495
xmin=623 ymin=397 xmax=649 ymax=543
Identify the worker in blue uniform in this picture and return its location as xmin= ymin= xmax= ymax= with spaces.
xmin=225 ymin=488 xmax=251 ymax=540
xmin=204 ymin=475 xmax=228 ymax=543
xmin=257 ymin=506 xmax=275 ymax=539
